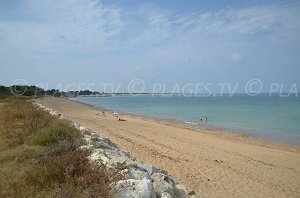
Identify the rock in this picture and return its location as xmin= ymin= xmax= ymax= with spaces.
xmin=88 ymin=150 xmax=109 ymax=164
xmin=114 ymin=179 xmax=156 ymax=198
xmin=119 ymin=169 xmax=130 ymax=179
xmin=80 ymin=145 xmax=93 ymax=152
xmin=72 ymin=122 xmax=80 ymax=130
xmin=187 ymin=189 xmax=195 ymax=195
xmin=49 ymin=110 xmax=59 ymax=116
xmin=36 ymin=103 xmax=45 ymax=109
xmin=138 ymin=164 xmax=161 ymax=175
xmin=88 ymin=149 xmax=137 ymax=170
xmin=174 ymin=184 xmax=188 ymax=198
xmin=188 ymin=192 xmax=204 ymax=198
xmin=109 ymin=155 xmax=137 ymax=170
xmin=126 ymin=168 xmax=151 ymax=180
xmin=152 ymin=173 xmax=175 ymax=197
xmin=90 ymin=132 xmax=98 ymax=141
xmin=104 ymin=149 xmax=122 ymax=158
xmin=44 ymin=108 xmax=51 ymax=112
xmin=161 ymin=192 xmax=173 ymax=198
xmin=79 ymin=126 xmax=87 ymax=132
xmin=83 ymin=135 xmax=93 ymax=145
xmin=92 ymin=139 xmax=118 ymax=150
xmin=109 ymin=155 xmax=127 ymax=166
xmin=121 ymin=151 xmax=132 ymax=159
xmin=91 ymin=133 xmax=119 ymax=149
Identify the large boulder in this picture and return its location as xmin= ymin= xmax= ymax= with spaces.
xmin=152 ymin=173 xmax=175 ymax=197
xmin=88 ymin=149 xmax=109 ymax=164
xmin=92 ymin=140 xmax=119 ymax=150
xmin=122 ymin=168 xmax=151 ymax=180
xmin=90 ymin=132 xmax=119 ymax=150
xmin=49 ymin=110 xmax=59 ymax=116
xmin=79 ymin=126 xmax=87 ymax=132
xmin=72 ymin=122 xmax=80 ymax=130
xmin=174 ymin=184 xmax=188 ymax=198
xmin=109 ymin=155 xmax=137 ymax=170
xmin=104 ymin=149 xmax=123 ymax=159
xmin=138 ymin=164 xmax=161 ymax=175
xmin=161 ymin=192 xmax=172 ymax=198
xmin=80 ymin=145 xmax=93 ymax=152
xmin=114 ymin=179 xmax=156 ymax=198
xmin=83 ymin=135 xmax=93 ymax=145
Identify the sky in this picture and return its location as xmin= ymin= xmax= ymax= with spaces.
xmin=0 ymin=0 xmax=299 ymax=93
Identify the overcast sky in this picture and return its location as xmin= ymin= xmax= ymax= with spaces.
xmin=0 ymin=0 xmax=299 ymax=92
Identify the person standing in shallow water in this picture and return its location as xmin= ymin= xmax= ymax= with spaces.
xmin=200 ymin=116 xmax=208 ymax=123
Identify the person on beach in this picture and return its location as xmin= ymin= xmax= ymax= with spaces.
xmin=113 ymin=112 xmax=118 ymax=117
xmin=205 ymin=116 xmax=208 ymax=122
xmin=102 ymin=111 xmax=106 ymax=117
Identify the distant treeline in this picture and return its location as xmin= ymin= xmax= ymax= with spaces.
xmin=0 ymin=85 xmax=103 ymax=97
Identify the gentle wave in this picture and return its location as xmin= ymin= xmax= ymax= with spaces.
xmin=184 ymin=121 xmax=198 ymax=125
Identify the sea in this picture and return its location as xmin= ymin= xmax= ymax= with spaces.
xmin=71 ymin=94 xmax=300 ymax=145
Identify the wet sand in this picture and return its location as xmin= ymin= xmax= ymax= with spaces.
xmin=37 ymin=97 xmax=300 ymax=197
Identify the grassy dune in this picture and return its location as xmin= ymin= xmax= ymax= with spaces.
xmin=0 ymin=97 xmax=120 ymax=197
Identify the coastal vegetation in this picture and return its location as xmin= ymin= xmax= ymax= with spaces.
xmin=0 ymin=85 xmax=148 ymax=98
xmin=0 ymin=85 xmax=103 ymax=97
xmin=0 ymin=97 xmax=119 ymax=197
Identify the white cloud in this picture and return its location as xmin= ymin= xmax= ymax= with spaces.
xmin=0 ymin=0 xmax=123 ymax=52
xmin=171 ymin=3 xmax=300 ymax=44
xmin=0 ymin=1 xmax=299 ymax=63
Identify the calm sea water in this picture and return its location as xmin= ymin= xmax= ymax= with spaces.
xmin=71 ymin=94 xmax=300 ymax=145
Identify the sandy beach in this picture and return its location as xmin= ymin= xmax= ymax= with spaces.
xmin=37 ymin=97 xmax=300 ymax=197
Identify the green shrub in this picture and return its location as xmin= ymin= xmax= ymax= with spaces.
xmin=29 ymin=121 xmax=82 ymax=146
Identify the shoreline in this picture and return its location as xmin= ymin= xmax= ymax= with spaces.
xmin=69 ymin=97 xmax=300 ymax=151
xmin=37 ymin=96 xmax=300 ymax=197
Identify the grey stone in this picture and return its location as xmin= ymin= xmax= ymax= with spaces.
xmin=104 ymin=149 xmax=122 ymax=158
xmin=90 ymin=133 xmax=99 ymax=141
xmin=152 ymin=173 xmax=175 ymax=197
xmin=161 ymin=192 xmax=173 ymax=198
xmin=127 ymin=168 xmax=151 ymax=180
xmin=118 ymin=169 xmax=130 ymax=179
xmin=114 ymin=179 xmax=156 ymax=198
xmin=174 ymin=184 xmax=188 ymax=198
xmin=79 ymin=126 xmax=87 ymax=132
xmin=138 ymin=164 xmax=161 ymax=175
xmin=50 ymin=110 xmax=59 ymax=116
xmin=72 ymin=122 xmax=80 ymax=130
xmin=93 ymin=141 xmax=118 ymax=150
xmin=80 ymin=145 xmax=93 ymax=152
xmin=91 ymin=133 xmax=119 ymax=149
xmin=109 ymin=155 xmax=137 ymax=170
xmin=83 ymin=135 xmax=93 ymax=145
xmin=88 ymin=149 xmax=110 ymax=164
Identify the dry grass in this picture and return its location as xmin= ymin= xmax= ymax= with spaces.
xmin=0 ymin=97 xmax=121 ymax=197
